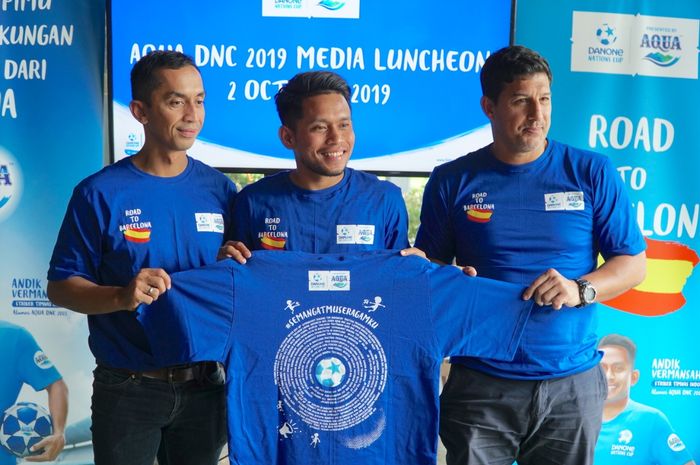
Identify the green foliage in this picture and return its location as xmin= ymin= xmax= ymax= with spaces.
xmin=402 ymin=180 xmax=427 ymax=245
xmin=226 ymin=172 xmax=265 ymax=192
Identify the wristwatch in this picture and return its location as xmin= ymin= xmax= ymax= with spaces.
xmin=575 ymin=279 xmax=597 ymax=307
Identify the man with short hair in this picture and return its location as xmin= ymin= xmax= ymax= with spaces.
xmin=219 ymin=71 xmax=409 ymax=257
xmin=596 ymin=334 xmax=695 ymax=465
xmin=47 ymin=50 xmax=236 ymax=465
xmin=416 ymin=45 xmax=647 ymax=464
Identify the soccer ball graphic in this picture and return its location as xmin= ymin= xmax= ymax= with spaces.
xmin=0 ymin=402 xmax=53 ymax=458
xmin=315 ymin=357 xmax=347 ymax=388
xmin=596 ymin=23 xmax=617 ymax=46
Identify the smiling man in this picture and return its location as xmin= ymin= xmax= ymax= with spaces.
xmin=47 ymin=51 xmax=236 ymax=465
xmin=596 ymin=334 xmax=695 ymax=465
xmin=220 ymin=71 xmax=409 ymax=255
xmin=416 ymin=45 xmax=647 ymax=465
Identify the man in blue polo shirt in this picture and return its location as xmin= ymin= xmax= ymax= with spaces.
xmin=0 ymin=321 xmax=67 ymax=463
xmin=596 ymin=334 xmax=695 ymax=465
xmin=138 ymin=250 xmax=536 ymax=465
xmin=415 ymin=45 xmax=647 ymax=464
xmin=218 ymin=71 xmax=409 ymax=257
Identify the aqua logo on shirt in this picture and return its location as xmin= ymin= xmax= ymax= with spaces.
xmin=667 ymin=433 xmax=687 ymax=452
xmin=330 ymin=271 xmax=350 ymax=289
xmin=33 ymin=350 xmax=54 ymax=369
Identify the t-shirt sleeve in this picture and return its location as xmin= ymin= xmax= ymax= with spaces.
xmin=15 ymin=327 xmax=62 ymax=392
xmin=593 ymin=157 xmax=646 ymax=258
xmin=47 ymin=185 xmax=104 ymax=282
xmin=383 ymin=183 xmax=410 ymax=250
xmin=428 ymin=265 xmax=534 ymax=359
xmin=649 ymin=411 xmax=694 ymax=465
xmin=414 ymin=169 xmax=456 ymax=263
xmin=136 ymin=262 xmax=235 ymax=365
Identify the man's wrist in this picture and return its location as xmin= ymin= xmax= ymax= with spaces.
xmin=574 ymin=278 xmax=597 ymax=307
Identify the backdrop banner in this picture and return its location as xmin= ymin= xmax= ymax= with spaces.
xmin=0 ymin=1 xmax=104 ymax=463
xmin=109 ymin=0 xmax=512 ymax=173
xmin=517 ymin=0 xmax=700 ymax=461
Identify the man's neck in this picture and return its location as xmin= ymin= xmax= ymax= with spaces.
xmin=131 ymin=147 xmax=188 ymax=177
xmin=490 ymin=139 xmax=548 ymax=166
xmin=289 ymin=170 xmax=345 ymax=191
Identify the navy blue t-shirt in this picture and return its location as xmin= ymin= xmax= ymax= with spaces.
xmin=232 ymin=168 xmax=409 ymax=252
xmin=139 ymin=250 xmax=535 ymax=465
xmin=48 ymin=156 xmax=237 ymax=370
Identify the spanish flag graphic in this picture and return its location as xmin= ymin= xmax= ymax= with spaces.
xmin=260 ymin=233 xmax=286 ymax=250
xmin=602 ymin=238 xmax=698 ymax=316
xmin=123 ymin=228 xmax=151 ymax=243
xmin=466 ymin=207 xmax=493 ymax=223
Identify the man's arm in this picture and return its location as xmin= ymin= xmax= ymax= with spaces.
xmin=523 ymin=252 xmax=646 ymax=310
xmin=24 ymin=379 xmax=68 ymax=462
xmin=48 ymin=268 xmax=171 ymax=315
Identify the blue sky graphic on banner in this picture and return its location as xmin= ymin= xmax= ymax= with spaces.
xmin=517 ymin=0 xmax=700 ymax=461
xmin=0 ymin=1 xmax=104 ymax=463
xmin=109 ymin=0 xmax=512 ymax=173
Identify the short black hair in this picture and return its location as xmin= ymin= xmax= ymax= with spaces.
xmin=275 ymin=71 xmax=351 ymax=128
xmin=480 ymin=45 xmax=553 ymax=102
xmin=599 ymin=333 xmax=637 ymax=364
xmin=130 ymin=50 xmax=199 ymax=104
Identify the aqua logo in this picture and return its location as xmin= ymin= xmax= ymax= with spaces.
xmin=0 ymin=147 xmax=22 ymax=223
xmin=331 ymin=275 xmax=348 ymax=288
xmin=34 ymin=350 xmax=54 ymax=369
xmin=596 ymin=23 xmax=617 ymax=46
xmin=318 ymin=0 xmax=345 ymax=10
xmin=641 ymin=34 xmax=682 ymax=67
xmin=668 ymin=433 xmax=686 ymax=452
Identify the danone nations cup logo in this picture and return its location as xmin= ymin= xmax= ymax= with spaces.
xmin=602 ymin=238 xmax=699 ymax=316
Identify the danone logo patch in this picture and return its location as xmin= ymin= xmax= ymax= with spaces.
xmin=336 ymin=225 xmax=375 ymax=244
xmin=544 ymin=192 xmax=585 ymax=211
xmin=308 ymin=270 xmax=350 ymax=291
xmin=194 ymin=213 xmax=225 ymax=233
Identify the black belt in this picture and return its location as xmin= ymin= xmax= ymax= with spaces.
xmin=110 ymin=362 xmax=218 ymax=383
